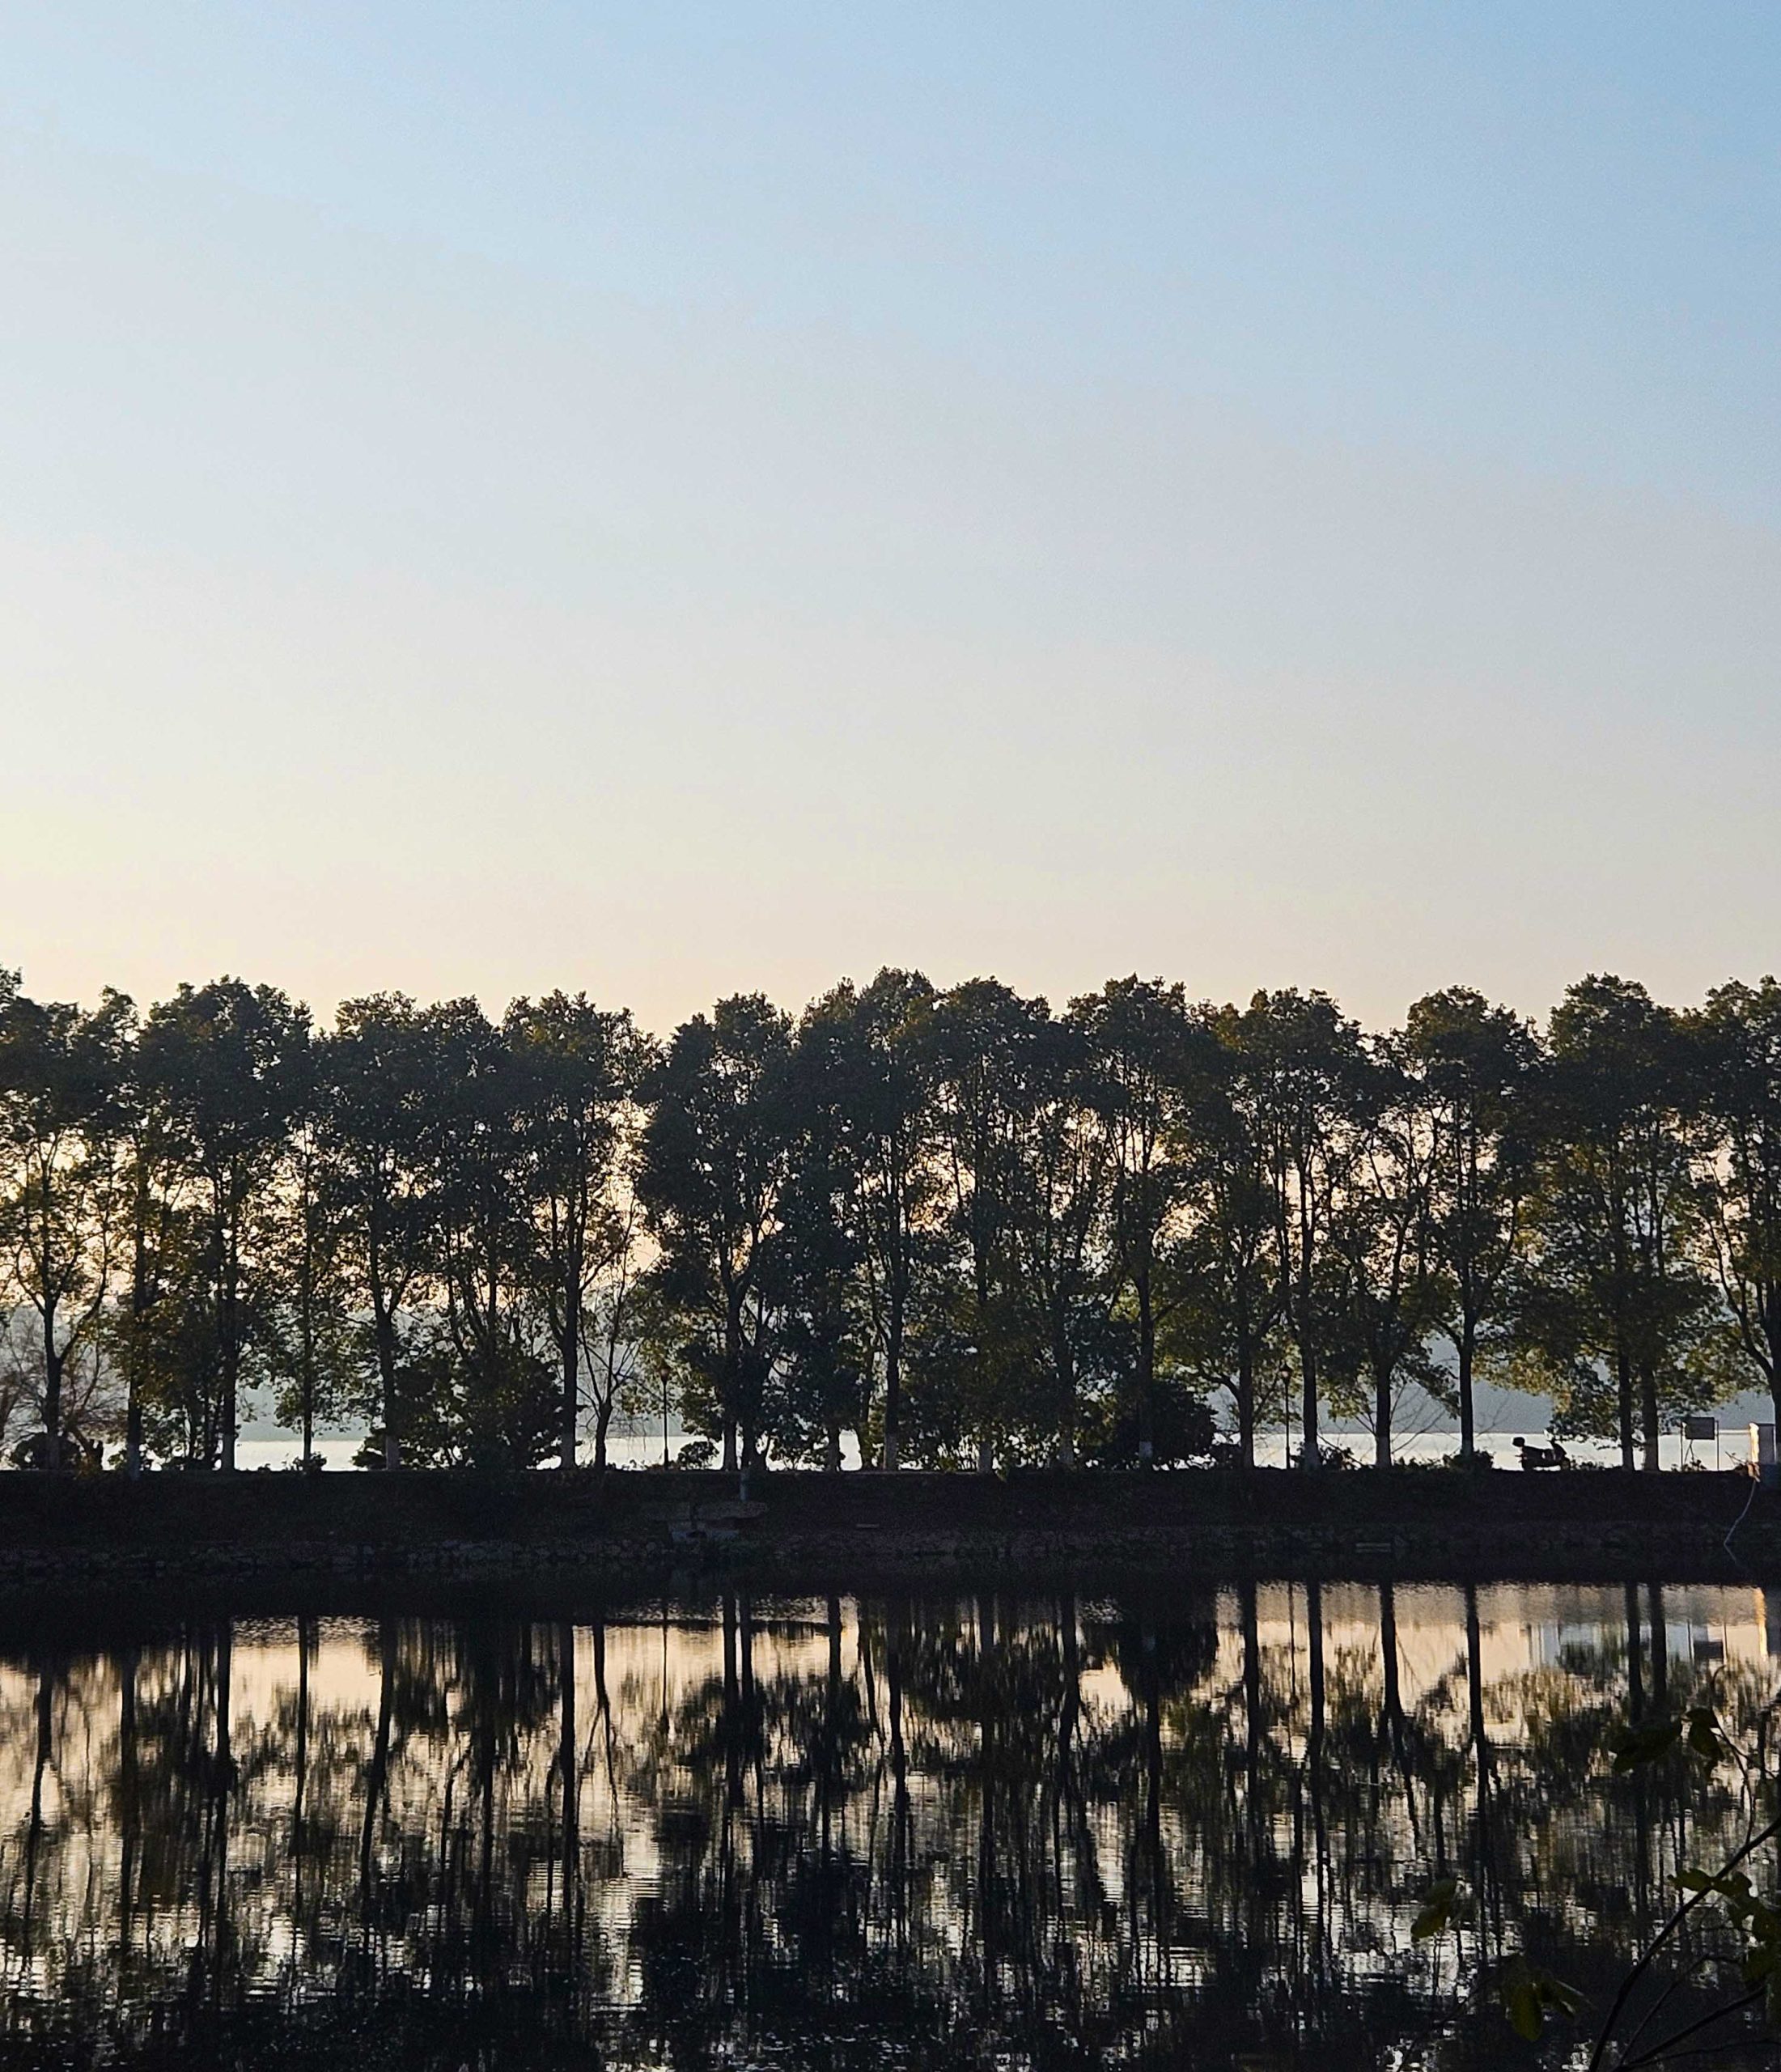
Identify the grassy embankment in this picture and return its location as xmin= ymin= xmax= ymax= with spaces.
xmin=0 ymin=1464 xmax=1771 ymax=1594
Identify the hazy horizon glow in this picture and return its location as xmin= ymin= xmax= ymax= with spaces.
xmin=4 ymin=5 xmax=1777 ymax=1034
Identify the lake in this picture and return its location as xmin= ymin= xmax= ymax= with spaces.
xmin=2 ymin=1579 xmax=1775 ymax=2068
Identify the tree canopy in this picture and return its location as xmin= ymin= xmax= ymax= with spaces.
xmin=1 ymin=962 xmax=1775 ymax=1473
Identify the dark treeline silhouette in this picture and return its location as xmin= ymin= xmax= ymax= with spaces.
xmin=2 ymin=964 xmax=1779 ymax=1475
xmin=0 ymin=1587 xmax=1766 ymax=2070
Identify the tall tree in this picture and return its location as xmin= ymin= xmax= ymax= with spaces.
xmin=264 ymin=1059 xmax=354 ymax=1467
xmin=507 ymin=993 xmax=643 ymax=1471
xmin=430 ymin=1001 xmax=554 ymax=1469
xmin=1073 ymin=979 xmax=1201 ymax=1465
xmin=1240 ymin=990 xmax=1372 ymax=1472
xmin=1691 ymin=979 xmax=1781 ymax=1443
xmin=0 ymin=983 xmax=132 ymax=1467
xmin=770 ymin=1010 xmax=871 ymax=1471
xmin=325 ymin=996 xmax=441 ymax=1469
xmin=1515 ymin=975 xmax=1714 ymax=1471
xmin=1404 ymin=988 xmax=1539 ymax=1462
xmin=137 ymin=979 xmax=309 ymax=1471
xmin=638 ymin=996 xmax=796 ymax=1475
xmin=1173 ymin=1004 xmax=1283 ymax=1468
xmin=804 ymin=970 xmax=937 ymax=1471
xmin=1014 ymin=1008 xmax=1114 ymax=1465
xmin=110 ymin=998 xmax=185 ymax=1475
xmin=1324 ymin=1034 xmax=1442 ymax=1467
xmin=923 ymin=980 xmax=1045 ymax=1471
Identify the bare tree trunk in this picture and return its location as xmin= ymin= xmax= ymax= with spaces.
xmin=1639 ymin=1360 xmax=1662 ymax=1475
xmin=561 ymin=1277 xmax=579 ymax=1473
xmin=41 ymin=1294 xmax=63 ymax=1471
xmin=882 ymin=1301 xmax=903 ymax=1470
xmin=1368 ymin=1352 xmax=1391 ymax=1469
xmin=1236 ymin=1292 xmax=1257 ymax=1469
xmin=1457 ymin=1310 xmax=1478 ymax=1462
xmin=1136 ymin=1267 xmax=1156 ymax=1463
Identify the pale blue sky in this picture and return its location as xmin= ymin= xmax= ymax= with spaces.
xmin=3 ymin=4 xmax=1777 ymax=1030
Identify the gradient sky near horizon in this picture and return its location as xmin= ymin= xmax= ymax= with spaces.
xmin=3 ymin=3 xmax=1778 ymax=1035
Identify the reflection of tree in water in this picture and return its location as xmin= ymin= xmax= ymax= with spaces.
xmin=0 ymin=1586 xmax=1774 ymax=2070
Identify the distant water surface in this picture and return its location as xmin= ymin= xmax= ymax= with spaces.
xmin=231 ymin=1426 xmax=1745 ymax=1472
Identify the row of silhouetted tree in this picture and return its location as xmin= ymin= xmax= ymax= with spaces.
xmin=2 ymin=963 xmax=1779 ymax=1473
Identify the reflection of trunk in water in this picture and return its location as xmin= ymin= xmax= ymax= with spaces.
xmin=719 ymin=1591 xmax=741 ymax=2013
xmin=885 ymin=1598 xmax=910 ymax=1963
xmin=1055 ymin=1589 xmax=1093 ymax=1921
xmin=1647 ymin=1582 xmax=1667 ymax=1710
xmin=1622 ymin=1585 xmax=1655 ymax=1934
xmin=1462 ymin=1583 xmax=1499 ymax=1971
xmin=590 ymin=1619 xmax=618 ymax=1812
xmin=1141 ymin=1616 xmax=1165 ymax=1951
xmin=1304 ymin=1577 xmax=1330 ymax=1994
xmin=358 ymin=1620 xmax=394 ymax=1920
xmin=977 ymin=1593 xmax=996 ymax=2023
xmin=1242 ymin=1579 xmax=1262 ymax=1848
xmin=293 ymin=1615 xmax=312 ymax=1935
xmin=816 ymin=1594 xmax=842 ymax=2004
xmin=1625 ymin=1583 xmax=1645 ymax=1722
xmin=117 ymin=1642 xmax=140 ymax=1980
xmin=1378 ymin=1582 xmax=1422 ymax=1849
xmin=205 ymin=1627 xmax=235 ymax=1995
xmin=558 ymin=1618 xmax=581 ymax=1982
xmin=20 ymin=1663 xmax=53 ymax=1960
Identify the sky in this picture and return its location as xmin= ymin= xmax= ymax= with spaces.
xmin=2 ymin=2 xmax=1777 ymax=1037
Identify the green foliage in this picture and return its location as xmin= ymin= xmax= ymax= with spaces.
xmin=1410 ymin=1875 xmax=1463 ymax=1942
xmin=1496 ymin=1955 xmax=1584 ymax=2040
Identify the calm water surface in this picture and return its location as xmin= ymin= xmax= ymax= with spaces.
xmin=2 ymin=1580 xmax=1778 ymax=2068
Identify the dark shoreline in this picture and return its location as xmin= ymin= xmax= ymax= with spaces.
xmin=1 ymin=1464 xmax=1777 ymax=1599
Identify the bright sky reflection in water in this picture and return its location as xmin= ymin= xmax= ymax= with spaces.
xmin=2 ymin=1582 xmax=1777 ymax=2068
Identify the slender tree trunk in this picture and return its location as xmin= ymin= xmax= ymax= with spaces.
xmin=299 ymin=1280 xmax=316 ymax=1463
xmin=370 ymin=1233 xmax=401 ymax=1469
xmin=125 ymin=1158 xmax=155 ymax=1479
xmin=882 ymin=1293 xmax=903 ymax=1470
xmin=1298 ymin=1265 xmax=1321 ymax=1471
xmin=126 ymin=1230 xmax=146 ymax=1477
xmin=722 ymin=1295 xmax=740 ymax=1475
xmin=1616 ymin=1337 xmax=1635 ymax=1473
xmin=1374 ymin=1362 xmax=1392 ymax=1469
xmin=1457 ymin=1311 xmax=1478 ymax=1462
xmin=1639 ymin=1359 xmax=1661 ymax=1475
xmin=41 ymin=1297 xmax=63 ymax=1472
xmin=1236 ymin=1279 xmax=1256 ymax=1468
xmin=1766 ymin=1310 xmax=1781 ymax=1478
xmin=561 ymin=1261 xmax=580 ymax=1472
xmin=1136 ymin=1265 xmax=1156 ymax=1464
xmin=219 ymin=1213 xmax=240 ymax=1474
